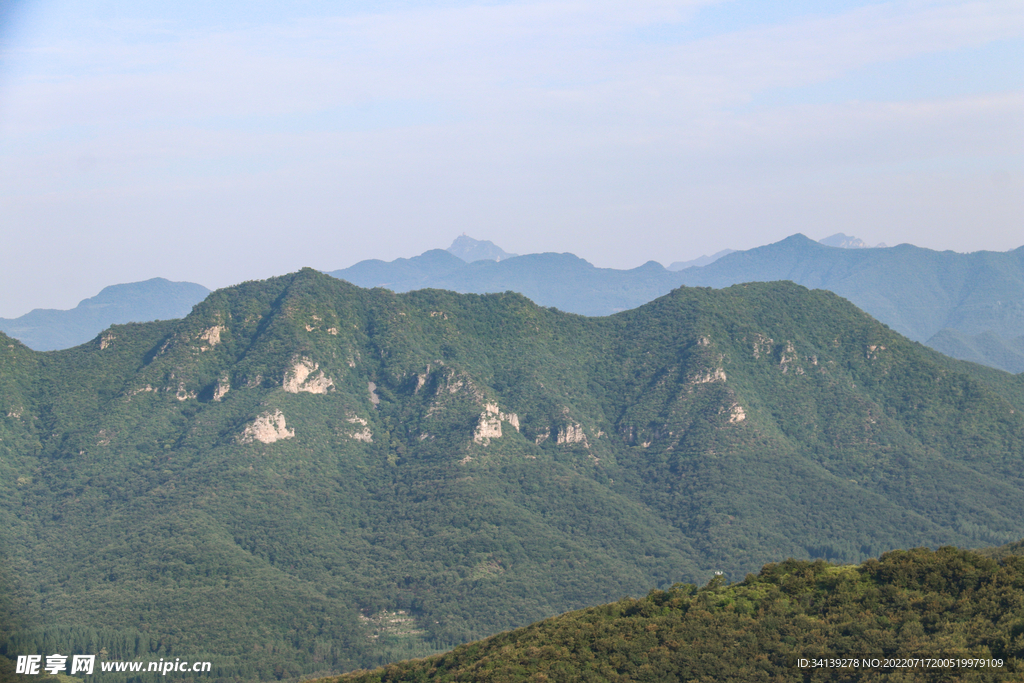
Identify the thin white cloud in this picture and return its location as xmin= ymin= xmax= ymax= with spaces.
xmin=3 ymin=0 xmax=1019 ymax=133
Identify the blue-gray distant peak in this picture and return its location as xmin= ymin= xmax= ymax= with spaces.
xmin=0 ymin=278 xmax=210 ymax=351
xmin=330 ymin=250 xmax=679 ymax=317
xmin=668 ymin=249 xmax=736 ymax=271
xmin=447 ymin=235 xmax=518 ymax=262
xmin=676 ymin=235 xmax=1024 ymax=350
xmin=332 ymin=232 xmax=1024 ymax=372
xmin=336 ymin=249 xmax=467 ymax=290
xmin=927 ymin=329 xmax=1024 ymax=374
xmin=819 ymin=233 xmax=888 ymax=249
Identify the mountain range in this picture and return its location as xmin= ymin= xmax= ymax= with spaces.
xmin=675 ymin=234 xmax=1024 ymax=348
xmin=1 ymin=269 xmax=1022 ymax=679
xmin=4 ymin=235 xmax=1023 ymax=373
xmin=328 ymin=234 xmax=1024 ymax=373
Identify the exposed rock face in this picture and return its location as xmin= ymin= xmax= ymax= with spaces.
xmin=213 ymin=378 xmax=230 ymax=402
xmin=473 ymin=402 xmax=520 ymax=444
xmin=347 ymin=416 xmax=373 ymax=442
xmin=728 ymin=404 xmax=746 ymax=423
xmin=556 ymin=422 xmax=587 ymax=446
xmin=693 ymin=368 xmax=727 ymax=384
xmin=751 ymin=334 xmax=773 ymax=359
xmin=99 ymin=332 xmax=115 ymax=350
xmin=175 ymin=383 xmax=196 ymax=401
xmin=239 ymin=410 xmax=294 ymax=444
xmin=200 ymin=325 xmax=225 ymax=347
xmin=779 ymin=341 xmax=799 ymax=374
xmin=475 ymin=414 xmax=502 ymax=443
xmin=283 ymin=358 xmax=334 ymax=394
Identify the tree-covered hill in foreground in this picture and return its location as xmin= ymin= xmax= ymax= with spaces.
xmin=2 ymin=269 xmax=1024 ymax=679
xmin=334 ymin=544 xmax=1024 ymax=682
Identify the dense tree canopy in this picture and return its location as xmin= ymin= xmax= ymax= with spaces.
xmin=1 ymin=269 xmax=1022 ymax=679
xmin=336 ymin=545 xmax=1024 ymax=682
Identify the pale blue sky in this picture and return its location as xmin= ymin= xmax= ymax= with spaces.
xmin=1 ymin=0 xmax=1022 ymax=317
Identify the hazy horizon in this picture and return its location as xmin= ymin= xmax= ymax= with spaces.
xmin=4 ymin=231 xmax=1024 ymax=319
xmin=1 ymin=0 xmax=1021 ymax=318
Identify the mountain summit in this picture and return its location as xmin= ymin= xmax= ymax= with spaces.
xmin=818 ymin=233 xmax=888 ymax=249
xmin=446 ymin=235 xmax=518 ymax=262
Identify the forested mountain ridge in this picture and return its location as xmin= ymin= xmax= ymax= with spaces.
xmin=7 ymin=235 xmax=1023 ymax=374
xmin=334 ymin=544 xmax=1024 ymax=682
xmin=330 ymin=234 xmax=1024 ymax=371
xmin=2 ymin=269 xmax=1023 ymax=679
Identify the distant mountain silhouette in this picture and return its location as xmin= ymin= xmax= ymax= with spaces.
xmin=927 ymin=329 xmax=1024 ymax=374
xmin=818 ymin=233 xmax=887 ymax=249
xmin=8 ymin=235 xmax=1024 ymax=373
xmin=447 ymin=235 xmax=518 ymax=262
xmin=0 ymin=278 xmax=210 ymax=351
xmin=667 ymin=249 xmax=736 ymax=271
xmin=332 ymin=234 xmax=1024 ymax=372
xmin=676 ymin=234 xmax=1024 ymax=346
xmin=329 ymin=251 xmax=680 ymax=316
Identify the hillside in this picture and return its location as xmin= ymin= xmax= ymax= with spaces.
xmin=2 ymin=270 xmax=1023 ymax=679
xmin=0 ymin=279 xmax=210 ymax=351
xmin=335 ymin=545 xmax=1024 ymax=682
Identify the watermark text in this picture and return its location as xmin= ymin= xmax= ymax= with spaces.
xmin=16 ymin=655 xmax=211 ymax=676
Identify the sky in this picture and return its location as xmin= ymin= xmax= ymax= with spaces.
xmin=0 ymin=0 xmax=1022 ymax=318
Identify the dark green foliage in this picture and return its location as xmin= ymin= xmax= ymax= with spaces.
xmin=1 ymin=270 xmax=1023 ymax=680
xmin=336 ymin=546 xmax=1024 ymax=682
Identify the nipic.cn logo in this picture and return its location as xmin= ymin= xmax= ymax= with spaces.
xmin=16 ymin=655 xmax=213 ymax=676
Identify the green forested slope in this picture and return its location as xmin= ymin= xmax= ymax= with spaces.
xmin=335 ymin=546 xmax=1024 ymax=682
xmin=1 ymin=270 xmax=1023 ymax=679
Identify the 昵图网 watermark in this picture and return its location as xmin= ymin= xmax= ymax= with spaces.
xmin=15 ymin=654 xmax=212 ymax=676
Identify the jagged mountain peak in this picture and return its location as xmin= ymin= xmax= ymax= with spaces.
xmin=819 ymin=232 xmax=888 ymax=249
xmin=447 ymin=234 xmax=518 ymax=262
